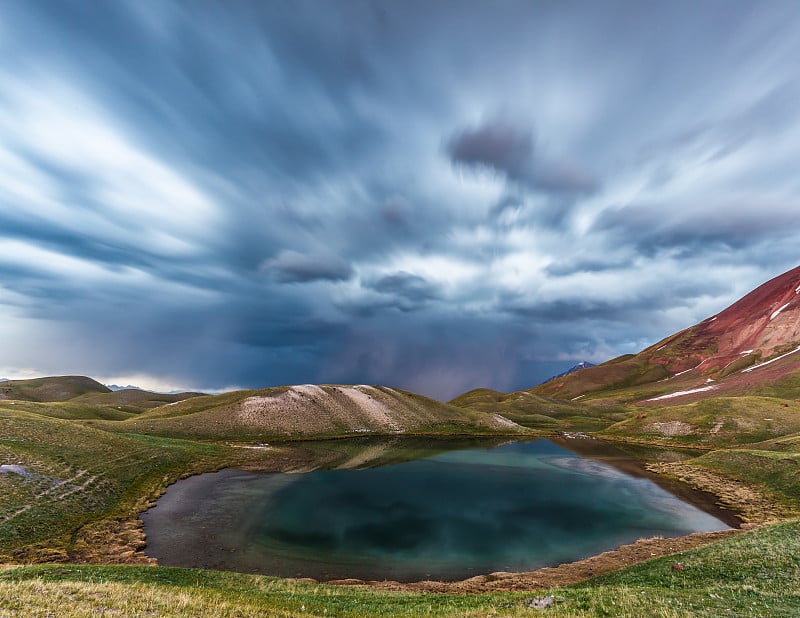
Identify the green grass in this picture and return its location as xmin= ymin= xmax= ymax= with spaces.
xmin=581 ymin=519 xmax=800 ymax=616
xmin=0 ymin=376 xmax=109 ymax=403
xmin=748 ymin=367 xmax=800 ymax=400
xmin=72 ymin=388 xmax=204 ymax=412
xmin=532 ymin=356 xmax=672 ymax=401
xmin=0 ymin=400 xmax=137 ymax=421
xmin=0 ymin=406 xmax=243 ymax=559
xmin=449 ymin=389 xmax=628 ymax=432
xmin=692 ymin=449 xmax=800 ymax=512
xmin=1 ymin=521 xmax=799 ymax=616
xmin=600 ymin=396 xmax=800 ymax=448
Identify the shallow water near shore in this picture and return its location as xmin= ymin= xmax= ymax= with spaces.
xmin=142 ymin=438 xmax=730 ymax=582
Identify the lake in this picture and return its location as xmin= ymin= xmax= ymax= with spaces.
xmin=141 ymin=438 xmax=731 ymax=582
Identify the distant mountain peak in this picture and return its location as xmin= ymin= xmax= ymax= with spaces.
xmin=106 ymin=384 xmax=144 ymax=392
xmin=543 ymin=361 xmax=597 ymax=384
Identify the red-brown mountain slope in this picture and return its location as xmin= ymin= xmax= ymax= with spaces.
xmin=534 ymin=264 xmax=800 ymax=400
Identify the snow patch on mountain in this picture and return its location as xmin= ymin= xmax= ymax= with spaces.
xmin=646 ymin=385 xmax=717 ymax=401
xmin=770 ymin=302 xmax=791 ymax=320
xmin=542 ymin=361 xmax=597 ymax=384
xmin=742 ymin=345 xmax=800 ymax=373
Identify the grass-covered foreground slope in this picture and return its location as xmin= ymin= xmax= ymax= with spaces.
xmin=100 ymin=384 xmax=526 ymax=441
xmin=0 ymin=404 xmax=243 ymax=562
xmin=1 ymin=520 xmax=798 ymax=617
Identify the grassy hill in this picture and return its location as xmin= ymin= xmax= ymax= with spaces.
xmin=601 ymin=396 xmax=800 ymax=448
xmin=100 ymin=384 xmax=528 ymax=441
xmin=0 ymin=376 xmax=203 ymax=417
xmin=72 ymin=389 xmax=206 ymax=414
xmin=0 ymin=376 xmax=110 ymax=402
xmin=449 ymin=387 xmax=628 ymax=432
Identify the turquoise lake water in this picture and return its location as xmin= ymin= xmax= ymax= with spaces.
xmin=142 ymin=439 xmax=729 ymax=581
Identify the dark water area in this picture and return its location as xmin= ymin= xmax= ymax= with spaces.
xmin=142 ymin=439 xmax=730 ymax=582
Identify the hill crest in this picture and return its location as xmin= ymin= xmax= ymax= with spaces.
xmin=0 ymin=375 xmax=111 ymax=402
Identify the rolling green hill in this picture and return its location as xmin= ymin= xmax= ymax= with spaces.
xmin=100 ymin=384 xmax=528 ymax=441
xmin=72 ymin=389 xmax=206 ymax=414
xmin=0 ymin=376 xmax=111 ymax=402
xmin=0 ymin=376 xmax=203 ymax=416
xmin=449 ymin=388 xmax=627 ymax=431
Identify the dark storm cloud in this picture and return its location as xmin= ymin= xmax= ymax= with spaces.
xmin=447 ymin=122 xmax=534 ymax=183
xmin=263 ymin=251 xmax=354 ymax=284
xmin=544 ymin=258 xmax=630 ymax=278
xmin=447 ymin=119 xmax=598 ymax=196
xmin=502 ymin=276 xmax=733 ymax=324
xmin=336 ymin=273 xmax=441 ymax=316
xmin=1 ymin=0 xmax=800 ymax=398
xmin=367 ymin=272 xmax=441 ymax=304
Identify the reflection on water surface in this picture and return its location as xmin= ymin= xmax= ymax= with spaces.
xmin=142 ymin=438 xmax=730 ymax=582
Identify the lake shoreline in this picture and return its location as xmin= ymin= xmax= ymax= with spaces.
xmin=329 ymin=526 xmax=746 ymax=592
xmin=135 ymin=436 xmax=761 ymax=588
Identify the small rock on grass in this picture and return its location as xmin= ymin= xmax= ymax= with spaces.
xmin=526 ymin=595 xmax=565 ymax=609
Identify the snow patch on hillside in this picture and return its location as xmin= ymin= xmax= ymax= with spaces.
xmin=770 ymin=302 xmax=791 ymax=320
xmin=646 ymin=385 xmax=716 ymax=401
xmin=742 ymin=345 xmax=800 ymax=373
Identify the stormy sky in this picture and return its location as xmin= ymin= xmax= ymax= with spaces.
xmin=1 ymin=0 xmax=800 ymax=399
